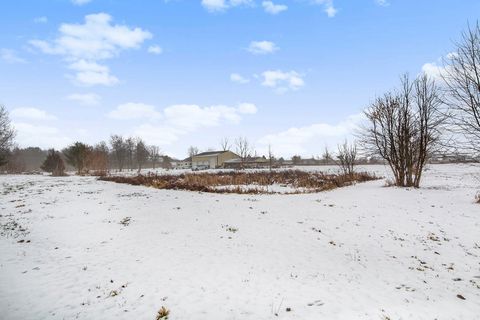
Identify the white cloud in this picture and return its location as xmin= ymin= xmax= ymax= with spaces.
xmin=67 ymin=93 xmax=101 ymax=106
xmin=13 ymin=122 xmax=71 ymax=149
xmin=11 ymin=108 xmax=57 ymax=121
xmin=261 ymin=70 xmax=305 ymax=93
xmin=230 ymin=73 xmax=250 ymax=84
xmin=68 ymin=60 xmax=119 ymax=86
xmin=262 ymin=1 xmax=287 ymax=14
xmin=202 ymin=0 xmax=227 ymax=11
xmin=164 ymin=104 xmax=244 ymax=130
xmin=107 ymin=102 xmax=162 ymax=120
xmin=375 ymin=0 xmax=389 ymax=6
xmin=237 ymin=102 xmax=257 ymax=114
xmin=0 ymin=49 xmax=26 ymax=64
xmin=72 ymin=0 xmax=92 ymax=5
xmin=201 ymin=0 xmax=253 ymax=12
xmin=133 ymin=124 xmax=182 ymax=146
xmin=34 ymin=16 xmax=48 ymax=23
xmin=248 ymin=41 xmax=278 ymax=55
xmin=258 ymin=114 xmax=364 ymax=156
xmin=421 ymin=62 xmax=445 ymax=81
xmin=421 ymin=53 xmax=457 ymax=81
xmin=29 ymin=13 xmax=152 ymax=86
xmin=313 ymin=0 xmax=337 ymax=17
xmin=121 ymin=102 xmax=257 ymax=146
xmin=148 ymin=45 xmax=163 ymax=55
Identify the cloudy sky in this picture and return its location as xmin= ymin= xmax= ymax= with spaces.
xmin=0 ymin=0 xmax=478 ymax=158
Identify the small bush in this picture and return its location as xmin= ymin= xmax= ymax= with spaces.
xmin=476 ymin=192 xmax=480 ymax=204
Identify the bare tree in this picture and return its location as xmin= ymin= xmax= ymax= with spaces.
xmin=336 ymin=140 xmax=357 ymax=177
xmin=443 ymin=22 xmax=480 ymax=153
xmin=5 ymin=148 xmax=26 ymax=173
xmin=322 ymin=146 xmax=331 ymax=165
xmin=135 ymin=138 xmax=150 ymax=173
xmin=87 ymin=141 xmax=109 ymax=175
xmin=188 ymin=146 xmax=199 ymax=158
xmin=220 ymin=137 xmax=231 ymax=151
xmin=235 ymin=136 xmax=251 ymax=168
xmin=361 ymin=73 xmax=446 ymax=187
xmin=149 ymin=145 xmax=161 ymax=169
xmin=0 ymin=105 xmax=15 ymax=166
xmin=125 ymin=137 xmax=135 ymax=170
xmin=268 ymin=144 xmax=274 ymax=171
xmin=110 ymin=135 xmax=127 ymax=172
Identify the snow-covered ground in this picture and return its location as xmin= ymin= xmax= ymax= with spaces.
xmin=0 ymin=164 xmax=479 ymax=320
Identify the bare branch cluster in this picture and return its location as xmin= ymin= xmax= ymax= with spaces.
xmin=0 ymin=105 xmax=16 ymax=166
xmin=360 ymin=74 xmax=446 ymax=187
xmin=443 ymin=22 xmax=480 ymax=153
xmin=336 ymin=141 xmax=357 ymax=177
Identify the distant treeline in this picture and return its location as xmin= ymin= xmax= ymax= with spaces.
xmin=1 ymin=136 xmax=173 ymax=175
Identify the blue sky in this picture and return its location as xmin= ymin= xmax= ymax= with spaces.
xmin=0 ymin=0 xmax=479 ymax=158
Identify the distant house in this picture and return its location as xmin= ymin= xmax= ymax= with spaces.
xmin=223 ymin=156 xmax=269 ymax=169
xmin=429 ymin=152 xmax=478 ymax=164
xmin=176 ymin=157 xmax=192 ymax=169
xmin=191 ymin=150 xmax=239 ymax=169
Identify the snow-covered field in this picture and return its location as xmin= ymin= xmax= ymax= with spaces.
xmin=0 ymin=164 xmax=479 ymax=320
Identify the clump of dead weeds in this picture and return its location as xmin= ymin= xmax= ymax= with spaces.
xmin=156 ymin=306 xmax=170 ymax=319
xmin=99 ymin=170 xmax=378 ymax=195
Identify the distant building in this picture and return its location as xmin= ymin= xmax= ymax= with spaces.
xmin=191 ymin=151 xmax=239 ymax=169
xmin=429 ymin=152 xmax=478 ymax=163
xmin=176 ymin=157 xmax=192 ymax=169
xmin=223 ymin=156 xmax=269 ymax=169
xmin=291 ymin=156 xmax=323 ymax=166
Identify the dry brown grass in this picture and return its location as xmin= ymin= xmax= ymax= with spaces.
xmin=156 ymin=306 xmax=170 ymax=319
xmin=100 ymin=170 xmax=379 ymax=194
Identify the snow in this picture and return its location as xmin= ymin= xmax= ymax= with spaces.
xmin=0 ymin=164 xmax=479 ymax=319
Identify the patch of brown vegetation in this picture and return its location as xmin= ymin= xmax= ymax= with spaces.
xmin=156 ymin=306 xmax=170 ymax=319
xmin=99 ymin=170 xmax=379 ymax=195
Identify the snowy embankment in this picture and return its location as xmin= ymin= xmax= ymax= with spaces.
xmin=0 ymin=164 xmax=479 ymax=319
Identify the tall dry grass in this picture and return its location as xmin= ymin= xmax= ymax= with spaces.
xmin=100 ymin=170 xmax=378 ymax=194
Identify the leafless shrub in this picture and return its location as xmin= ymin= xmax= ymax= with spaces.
xmin=360 ymin=73 xmax=446 ymax=187
xmin=235 ymin=137 xmax=251 ymax=169
xmin=336 ymin=140 xmax=357 ymax=177
xmin=322 ymin=146 xmax=332 ymax=165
